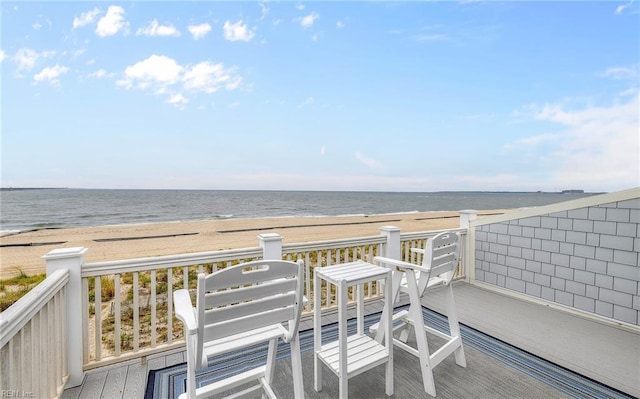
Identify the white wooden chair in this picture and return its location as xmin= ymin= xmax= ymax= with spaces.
xmin=173 ymin=259 xmax=305 ymax=399
xmin=372 ymin=231 xmax=466 ymax=397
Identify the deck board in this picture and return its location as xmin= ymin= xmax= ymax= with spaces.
xmin=78 ymin=370 xmax=107 ymax=399
xmin=101 ymin=366 xmax=127 ymax=399
xmin=121 ymin=362 xmax=147 ymax=399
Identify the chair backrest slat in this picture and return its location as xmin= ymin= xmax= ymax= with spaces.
xmin=204 ymin=261 xmax=298 ymax=291
xmin=203 ymin=307 xmax=295 ymax=341
xmin=204 ymin=292 xmax=296 ymax=325
xmin=205 ymin=279 xmax=297 ymax=308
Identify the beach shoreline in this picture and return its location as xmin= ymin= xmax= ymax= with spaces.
xmin=0 ymin=210 xmax=507 ymax=279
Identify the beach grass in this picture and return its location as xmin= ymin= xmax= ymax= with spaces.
xmin=0 ymin=268 xmax=46 ymax=311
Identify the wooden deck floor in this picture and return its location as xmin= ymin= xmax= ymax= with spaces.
xmin=62 ymin=282 xmax=639 ymax=399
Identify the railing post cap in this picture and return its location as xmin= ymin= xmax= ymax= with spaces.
xmin=459 ymin=209 xmax=479 ymax=214
xmin=379 ymin=226 xmax=401 ymax=232
xmin=41 ymin=247 xmax=88 ymax=260
xmin=258 ymin=233 xmax=282 ymax=241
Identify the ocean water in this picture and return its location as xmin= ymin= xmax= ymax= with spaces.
xmin=0 ymin=189 xmax=596 ymax=233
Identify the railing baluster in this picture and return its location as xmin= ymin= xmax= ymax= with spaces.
xmin=305 ymin=252 xmax=312 ymax=312
xmin=7 ymin=330 xmax=14 ymax=391
xmin=52 ymin=293 xmax=59 ymax=388
xmin=151 ymin=270 xmax=157 ymax=348
xmin=30 ymin=317 xmax=37 ymax=394
xmin=47 ymin=300 xmax=54 ymax=397
xmin=183 ymin=266 xmax=188 ymax=291
xmin=95 ymin=276 xmax=102 ymax=361
xmin=39 ymin=308 xmax=46 ymax=397
xmin=114 ymin=274 xmax=121 ymax=357
xmin=167 ymin=267 xmax=173 ymax=344
xmin=20 ymin=328 xmax=26 ymax=392
xmin=25 ymin=318 xmax=33 ymax=393
xmin=133 ymin=272 xmax=139 ymax=352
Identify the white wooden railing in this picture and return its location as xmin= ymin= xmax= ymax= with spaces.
xmin=0 ymin=268 xmax=70 ymax=399
xmin=1 ymin=211 xmax=478 ymax=394
xmin=74 ymin=224 xmax=473 ymax=371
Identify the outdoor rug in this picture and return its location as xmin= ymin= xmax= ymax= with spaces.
xmin=145 ymin=306 xmax=633 ymax=399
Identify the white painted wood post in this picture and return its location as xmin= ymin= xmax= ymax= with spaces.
xmin=259 ymin=233 xmax=283 ymax=260
xmin=459 ymin=210 xmax=478 ymax=282
xmin=380 ymin=226 xmax=401 ymax=260
xmin=42 ymin=247 xmax=88 ymax=388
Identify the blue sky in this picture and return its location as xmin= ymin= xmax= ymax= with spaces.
xmin=1 ymin=1 xmax=638 ymax=192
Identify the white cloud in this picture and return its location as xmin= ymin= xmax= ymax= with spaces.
xmin=512 ymin=93 xmax=639 ymax=191
xmin=615 ymin=0 xmax=634 ymax=14
xmin=33 ymin=64 xmax=69 ymax=85
xmin=296 ymin=3 xmax=305 ymax=11
xmin=188 ymin=23 xmax=211 ymax=40
xmin=183 ymin=61 xmax=241 ymax=93
xmin=117 ymin=54 xmax=183 ymax=91
xmin=136 ymin=19 xmax=181 ymax=37
xmin=598 ymin=65 xmax=639 ymax=80
xmin=413 ymin=34 xmax=449 ymax=41
xmin=96 ymin=5 xmax=128 ymax=37
xmin=167 ymin=93 xmax=188 ymax=108
xmin=257 ymin=1 xmax=269 ymax=21
xmin=320 ymin=145 xmax=326 ymax=155
xmin=89 ymin=69 xmax=115 ymax=78
xmin=300 ymin=13 xmax=318 ymax=29
xmin=118 ymin=55 xmax=243 ymax=106
xmin=355 ymin=151 xmax=383 ymax=169
xmin=503 ymin=133 xmax=559 ymax=151
xmin=13 ymin=48 xmax=55 ymax=72
xmin=33 ymin=22 xmax=42 ymax=30
xmin=73 ymin=7 xmax=100 ymax=29
xmin=223 ymin=20 xmax=255 ymax=42
xmin=297 ymin=96 xmax=314 ymax=108
xmin=336 ymin=21 xmax=345 ymax=29
xmin=0 ymin=50 xmax=5 ymax=63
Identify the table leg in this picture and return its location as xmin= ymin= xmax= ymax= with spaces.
xmin=339 ymin=281 xmax=348 ymax=399
xmin=314 ymin=272 xmax=322 ymax=392
xmin=357 ymin=284 xmax=364 ymax=335
xmin=384 ymin=270 xmax=394 ymax=396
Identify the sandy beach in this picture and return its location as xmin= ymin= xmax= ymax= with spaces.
xmin=0 ymin=210 xmax=506 ymax=279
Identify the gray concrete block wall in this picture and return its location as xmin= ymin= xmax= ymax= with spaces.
xmin=475 ymin=198 xmax=640 ymax=325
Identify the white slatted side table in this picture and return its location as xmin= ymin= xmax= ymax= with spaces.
xmin=313 ymin=260 xmax=394 ymax=399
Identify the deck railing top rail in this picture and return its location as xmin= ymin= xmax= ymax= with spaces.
xmin=82 ymin=247 xmax=263 ymax=276
xmin=0 ymin=268 xmax=70 ymax=348
xmin=283 ymin=235 xmax=387 ymax=253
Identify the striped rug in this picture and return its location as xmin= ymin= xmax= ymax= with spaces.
xmin=145 ymin=306 xmax=633 ymax=399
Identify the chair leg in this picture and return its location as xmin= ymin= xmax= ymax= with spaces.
xmin=262 ymin=338 xmax=278 ymax=399
xmin=290 ymin=334 xmax=305 ymax=399
xmin=445 ymin=285 xmax=466 ymax=368
xmin=184 ymin=335 xmax=198 ymax=399
xmin=406 ymin=274 xmax=437 ymax=397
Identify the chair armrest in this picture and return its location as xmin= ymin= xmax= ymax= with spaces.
xmin=410 ymin=248 xmax=425 ymax=255
xmin=374 ymin=256 xmax=431 ymax=275
xmin=173 ymin=289 xmax=197 ymax=335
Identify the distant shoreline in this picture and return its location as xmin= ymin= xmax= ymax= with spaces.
xmin=0 ymin=187 xmax=68 ymax=191
xmin=0 ymin=187 xmax=598 ymax=194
